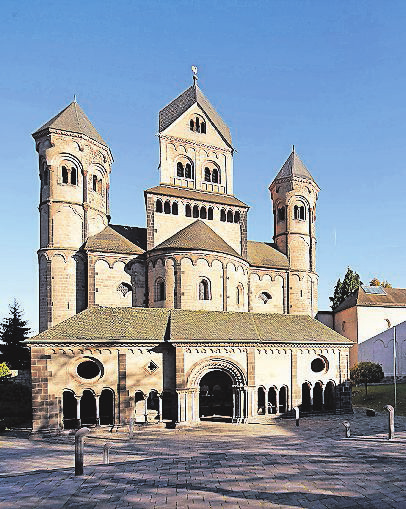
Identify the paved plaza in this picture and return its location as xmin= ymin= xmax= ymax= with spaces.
xmin=1 ymin=409 xmax=406 ymax=508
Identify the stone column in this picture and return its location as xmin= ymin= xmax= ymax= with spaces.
xmin=158 ymin=396 xmax=163 ymax=423
xmin=232 ymin=389 xmax=236 ymax=421
xmin=76 ymin=396 xmax=81 ymax=428
xmin=95 ymin=395 xmax=100 ymax=426
xmin=144 ymin=397 xmax=148 ymax=423
xmin=275 ymin=390 xmax=279 ymax=414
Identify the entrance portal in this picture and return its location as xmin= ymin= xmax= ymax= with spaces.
xmin=199 ymin=370 xmax=233 ymax=421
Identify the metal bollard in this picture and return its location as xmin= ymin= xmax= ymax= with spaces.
xmin=129 ymin=417 xmax=134 ymax=439
xmin=103 ymin=442 xmax=112 ymax=464
xmin=294 ymin=406 xmax=300 ymax=427
xmin=75 ymin=427 xmax=90 ymax=476
xmin=342 ymin=420 xmax=351 ymax=438
xmin=384 ymin=405 xmax=395 ymax=440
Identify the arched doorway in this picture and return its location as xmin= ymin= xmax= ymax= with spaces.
xmin=99 ymin=389 xmax=114 ymax=425
xmin=268 ymin=387 xmax=277 ymax=414
xmin=62 ymin=390 xmax=77 ymax=429
xmin=279 ymin=386 xmax=287 ymax=413
xmin=199 ymin=370 xmax=233 ymax=421
xmin=80 ymin=390 xmax=97 ymax=425
xmin=257 ymin=387 xmax=266 ymax=414
xmin=134 ymin=390 xmax=145 ymax=423
xmin=324 ymin=381 xmax=336 ymax=411
xmin=313 ymin=382 xmax=323 ymax=411
xmin=301 ymin=382 xmax=311 ymax=411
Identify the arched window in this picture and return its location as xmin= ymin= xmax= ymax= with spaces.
xmin=155 ymin=278 xmax=165 ymax=301
xmin=190 ymin=116 xmax=206 ymax=134
xmin=156 ymin=199 xmax=163 ymax=213
xmin=236 ymin=284 xmax=244 ymax=306
xmin=185 ymin=204 xmax=191 ymax=217
xmin=200 ymin=207 xmax=207 ymax=219
xmin=164 ymin=201 xmax=171 ymax=214
xmin=204 ymin=167 xmax=211 ymax=182
xmin=199 ymin=278 xmax=211 ymax=300
xmin=189 ymin=119 xmax=194 ymax=131
xmin=278 ymin=207 xmax=285 ymax=221
xmin=259 ymin=291 xmax=272 ymax=304
xmin=185 ymin=163 xmax=192 ymax=179
xmin=195 ymin=117 xmax=200 ymax=132
xmin=71 ymin=167 xmax=77 ymax=185
xmin=294 ymin=205 xmax=306 ymax=220
xmin=212 ymin=168 xmax=219 ymax=184
xmin=177 ymin=162 xmax=184 ymax=177
xmin=300 ymin=206 xmax=306 ymax=220
xmin=172 ymin=202 xmax=178 ymax=215
xmin=220 ymin=209 xmax=226 ymax=222
xmin=200 ymin=121 xmax=206 ymax=134
xmin=208 ymin=207 xmax=213 ymax=220
xmin=62 ymin=166 xmax=69 ymax=184
xmin=234 ymin=211 xmax=240 ymax=223
xmin=227 ymin=210 xmax=233 ymax=223
xmin=93 ymin=175 xmax=97 ymax=192
xmin=193 ymin=205 xmax=199 ymax=218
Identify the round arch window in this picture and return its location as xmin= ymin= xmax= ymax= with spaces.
xmin=311 ymin=357 xmax=327 ymax=373
xmin=77 ymin=360 xmax=102 ymax=379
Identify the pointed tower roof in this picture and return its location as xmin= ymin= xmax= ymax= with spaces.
xmin=159 ymin=84 xmax=232 ymax=147
xmin=152 ymin=220 xmax=240 ymax=258
xmin=273 ymin=149 xmax=316 ymax=183
xmin=32 ymin=101 xmax=107 ymax=146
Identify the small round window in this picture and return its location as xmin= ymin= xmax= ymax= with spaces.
xmin=77 ymin=360 xmax=101 ymax=379
xmin=311 ymin=357 xmax=326 ymax=373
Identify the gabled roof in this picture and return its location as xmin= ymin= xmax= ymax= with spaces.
xmin=335 ymin=287 xmax=406 ymax=313
xmin=159 ymin=84 xmax=232 ymax=147
xmin=247 ymin=241 xmax=289 ymax=269
xmin=32 ymin=101 xmax=107 ymax=146
xmin=273 ymin=150 xmax=316 ymax=183
xmin=152 ymin=220 xmax=241 ymax=259
xmin=145 ymin=185 xmax=248 ymax=208
xmin=29 ymin=306 xmax=351 ymax=345
xmin=85 ymin=225 xmax=146 ymax=255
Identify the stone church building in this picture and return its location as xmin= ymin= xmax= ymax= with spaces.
xmin=29 ymin=76 xmax=351 ymax=431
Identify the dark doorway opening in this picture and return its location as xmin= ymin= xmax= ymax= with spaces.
xmin=63 ymin=390 xmax=77 ymax=429
xmin=100 ymin=389 xmax=114 ymax=425
xmin=324 ymin=381 xmax=336 ymax=411
xmin=301 ymin=383 xmax=311 ymax=411
xmin=279 ymin=386 xmax=287 ymax=413
xmin=313 ymin=382 xmax=323 ymax=411
xmin=80 ymin=390 xmax=97 ymax=425
xmin=268 ymin=387 xmax=277 ymax=414
xmin=199 ymin=370 xmax=233 ymax=421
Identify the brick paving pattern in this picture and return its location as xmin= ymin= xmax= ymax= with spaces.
xmin=1 ymin=409 xmax=406 ymax=508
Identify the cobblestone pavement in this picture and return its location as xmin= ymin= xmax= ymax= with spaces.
xmin=1 ymin=409 xmax=406 ymax=508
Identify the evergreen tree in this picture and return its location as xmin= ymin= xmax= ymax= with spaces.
xmin=0 ymin=300 xmax=30 ymax=370
xmin=330 ymin=268 xmax=362 ymax=310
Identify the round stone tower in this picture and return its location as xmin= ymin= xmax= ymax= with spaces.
xmin=269 ymin=149 xmax=319 ymax=316
xmin=33 ymin=100 xmax=113 ymax=331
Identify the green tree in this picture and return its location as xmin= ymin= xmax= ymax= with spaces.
xmin=0 ymin=300 xmax=30 ymax=370
xmin=330 ymin=267 xmax=362 ymax=310
xmin=350 ymin=361 xmax=384 ymax=396
xmin=0 ymin=363 xmax=11 ymax=379
xmin=370 ymin=278 xmax=392 ymax=288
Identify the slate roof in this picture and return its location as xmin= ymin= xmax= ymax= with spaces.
xmin=247 ymin=241 xmax=289 ymax=269
xmin=145 ymin=185 xmax=248 ymax=208
xmin=29 ymin=306 xmax=351 ymax=345
xmin=152 ymin=220 xmax=241 ymax=259
xmin=32 ymin=101 xmax=107 ymax=146
xmin=85 ymin=225 xmax=146 ymax=255
xmin=273 ymin=150 xmax=316 ymax=183
xmin=159 ymin=84 xmax=232 ymax=147
xmin=335 ymin=287 xmax=406 ymax=313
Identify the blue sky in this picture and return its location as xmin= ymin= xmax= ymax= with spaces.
xmin=1 ymin=0 xmax=406 ymax=332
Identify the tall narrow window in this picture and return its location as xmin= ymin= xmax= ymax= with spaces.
xmin=185 ymin=204 xmax=191 ymax=217
xmin=199 ymin=278 xmax=211 ymax=300
xmin=93 ymin=175 xmax=97 ymax=191
xmin=234 ymin=211 xmax=240 ymax=223
xmin=208 ymin=207 xmax=213 ymax=220
xmin=278 ymin=207 xmax=285 ymax=221
xmin=189 ymin=119 xmax=194 ymax=131
xmin=185 ymin=163 xmax=192 ymax=179
xmin=300 ymin=206 xmax=306 ymax=220
xmin=164 ymin=201 xmax=171 ymax=214
xmin=196 ymin=117 xmax=200 ymax=132
xmin=71 ymin=167 xmax=77 ymax=185
xmin=177 ymin=162 xmax=184 ymax=177
xmin=172 ymin=202 xmax=178 ymax=215
xmin=237 ymin=284 xmax=244 ymax=306
xmin=220 ymin=209 xmax=226 ymax=222
xmin=62 ymin=166 xmax=69 ymax=184
xmin=227 ymin=210 xmax=233 ymax=223
xmin=204 ymin=167 xmax=211 ymax=182
xmin=156 ymin=199 xmax=163 ymax=213
xmin=155 ymin=278 xmax=165 ymax=301
xmin=212 ymin=168 xmax=219 ymax=183
xmin=200 ymin=207 xmax=207 ymax=219
xmin=201 ymin=122 xmax=206 ymax=134
xmin=193 ymin=205 xmax=199 ymax=218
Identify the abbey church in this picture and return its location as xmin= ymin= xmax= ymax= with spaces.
xmin=29 ymin=76 xmax=352 ymax=431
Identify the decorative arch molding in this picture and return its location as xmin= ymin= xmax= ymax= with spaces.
xmin=51 ymin=153 xmax=84 ymax=172
xmin=89 ymin=162 xmax=108 ymax=177
xmin=186 ymin=357 xmax=247 ymax=389
xmin=51 ymin=252 xmax=67 ymax=263
xmin=286 ymin=195 xmax=311 ymax=208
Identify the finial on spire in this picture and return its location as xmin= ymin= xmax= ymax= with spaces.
xmin=192 ymin=65 xmax=198 ymax=86
xmin=292 ymin=144 xmax=295 ymax=154
xmin=73 ymin=94 xmax=77 ymax=103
